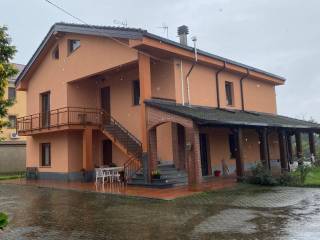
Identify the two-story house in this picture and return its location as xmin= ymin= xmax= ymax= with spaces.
xmin=16 ymin=23 xmax=320 ymax=187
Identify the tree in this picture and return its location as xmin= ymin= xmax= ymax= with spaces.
xmin=0 ymin=25 xmax=18 ymax=138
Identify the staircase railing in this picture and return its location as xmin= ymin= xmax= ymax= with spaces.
xmin=123 ymin=154 xmax=143 ymax=182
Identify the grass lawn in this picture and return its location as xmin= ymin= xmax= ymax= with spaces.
xmin=0 ymin=172 xmax=25 ymax=181
xmin=304 ymin=167 xmax=320 ymax=186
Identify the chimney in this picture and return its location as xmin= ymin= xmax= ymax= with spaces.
xmin=177 ymin=25 xmax=189 ymax=45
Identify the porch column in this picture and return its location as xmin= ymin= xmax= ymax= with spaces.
xmin=82 ymin=128 xmax=93 ymax=171
xmin=258 ymin=128 xmax=269 ymax=169
xmin=145 ymin=128 xmax=157 ymax=183
xmin=138 ymin=52 xmax=152 ymax=153
xmin=295 ymin=131 xmax=303 ymax=159
xmin=278 ymin=129 xmax=289 ymax=172
xmin=287 ymin=133 xmax=293 ymax=164
xmin=309 ymin=132 xmax=316 ymax=157
xmin=185 ymin=124 xmax=202 ymax=186
xmin=233 ymin=128 xmax=244 ymax=180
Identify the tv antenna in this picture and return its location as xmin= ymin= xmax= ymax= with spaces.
xmin=113 ymin=19 xmax=128 ymax=27
xmin=157 ymin=23 xmax=169 ymax=38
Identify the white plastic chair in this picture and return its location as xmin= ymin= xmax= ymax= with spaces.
xmin=95 ymin=168 xmax=105 ymax=184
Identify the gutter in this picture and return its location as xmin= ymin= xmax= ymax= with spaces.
xmin=240 ymin=68 xmax=250 ymax=111
xmin=215 ymin=61 xmax=226 ymax=108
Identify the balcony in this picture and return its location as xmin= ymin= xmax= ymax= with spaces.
xmin=17 ymin=107 xmax=103 ymax=135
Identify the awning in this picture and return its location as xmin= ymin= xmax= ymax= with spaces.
xmin=145 ymin=99 xmax=320 ymax=130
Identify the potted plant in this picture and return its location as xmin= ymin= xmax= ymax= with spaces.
xmin=151 ymin=170 xmax=161 ymax=180
xmin=214 ymin=170 xmax=221 ymax=177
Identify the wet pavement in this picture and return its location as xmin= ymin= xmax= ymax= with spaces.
xmin=0 ymin=184 xmax=320 ymax=239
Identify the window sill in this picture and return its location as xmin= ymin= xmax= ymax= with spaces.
xmin=39 ymin=166 xmax=51 ymax=168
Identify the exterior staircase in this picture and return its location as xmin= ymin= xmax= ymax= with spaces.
xmin=129 ymin=163 xmax=188 ymax=188
xmin=99 ymin=114 xmax=142 ymax=181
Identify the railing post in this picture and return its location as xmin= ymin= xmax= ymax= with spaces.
xmin=67 ymin=107 xmax=70 ymax=124
xmin=39 ymin=113 xmax=41 ymax=129
xmin=30 ymin=116 xmax=33 ymax=131
xmin=57 ymin=109 xmax=59 ymax=127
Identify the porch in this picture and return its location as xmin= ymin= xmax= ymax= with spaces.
xmin=143 ymin=99 xmax=320 ymax=186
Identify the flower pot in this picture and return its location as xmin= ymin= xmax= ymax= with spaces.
xmin=214 ymin=170 xmax=221 ymax=177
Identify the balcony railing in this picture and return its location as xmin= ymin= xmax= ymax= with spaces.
xmin=17 ymin=107 xmax=103 ymax=133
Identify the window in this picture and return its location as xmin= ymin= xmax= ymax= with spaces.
xmin=41 ymin=143 xmax=51 ymax=167
xmin=68 ymin=39 xmax=80 ymax=54
xmin=8 ymin=115 xmax=16 ymax=129
xmin=52 ymin=45 xmax=59 ymax=59
xmin=133 ymin=80 xmax=140 ymax=105
xmin=225 ymin=81 xmax=234 ymax=106
xmin=229 ymin=134 xmax=237 ymax=159
xmin=8 ymin=87 xmax=16 ymax=100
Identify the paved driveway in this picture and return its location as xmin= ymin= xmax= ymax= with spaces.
xmin=0 ymin=184 xmax=320 ymax=239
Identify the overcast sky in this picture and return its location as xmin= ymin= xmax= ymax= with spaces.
xmin=1 ymin=0 xmax=319 ymax=121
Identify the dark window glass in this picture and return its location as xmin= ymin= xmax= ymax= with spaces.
xmin=8 ymin=87 xmax=16 ymax=100
xmin=41 ymin=143 xmax=51 ymax=167
xmin=8 ymin=115 xmax=16 ymax=129
xmin=225 ymin=81 xmax=233 ymax=106
xmin=229 ymin=134 xmax=237 ymax=159
xmin=68 ymin=39 xmax=80 ymax=54
xmin=52 ymin=45 xmax=59 ymax=59
xmin=133 ymin=80 xmax=140 ymax=105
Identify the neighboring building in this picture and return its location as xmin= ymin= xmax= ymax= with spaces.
xmin=15 ymin=23 xmax=320 ymax=185
xmin=0 ymin=63 xmax=26 ymax=173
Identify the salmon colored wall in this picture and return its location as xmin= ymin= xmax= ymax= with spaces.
xmin=67 ymin=131 xmax=83 ymax=172
xmin=268 ymin=130 xmax=280 ymax=160
xmin=243 ymin=78 xmax=277 ymax=113
xmin=151 ymin=59 xmax=175 ymax=100
xmin=67 ymin=79 xmax=99 ymax=108
xmin=156 ymin=122 xmax=173 ymax=162
xmin=26 ymin=132 xmax=69 ymax=172
xmin=25 ymin=33 xmax=137 ymax=115
xmin=172 ymin=59 xmax=277 ymax=114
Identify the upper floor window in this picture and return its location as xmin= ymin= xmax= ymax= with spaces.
xmin=68 ymin=39 xmax=80 ymax=54
xmin=225 ymin=81 xmax=234 ymax=106
xmin=8 ymin=87 xmax=16 ymax=100
xmin=8 ymin=115 xmax=16 ymax=129
xmin=52 ymin=45 xmax=59 ymax=59
xmin=132 ymin=80 xmax=140 ymax=105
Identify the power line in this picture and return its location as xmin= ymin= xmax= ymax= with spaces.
xmin=43 ymin=0 xmax=171 ymax=64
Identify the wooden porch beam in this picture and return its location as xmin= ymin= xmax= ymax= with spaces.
xmin=278 ymin=129 xmax=289 ymax=172
xmin=309 ymin=132 xmax=316 ymax=156
xmin=233 ymin=128 xmax=244 ymax=179
xmin=258 ymin=128 xmax=269 ymax=169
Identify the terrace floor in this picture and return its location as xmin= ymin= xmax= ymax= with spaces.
xmin=1 ymin=177 xmax=237 ymax=200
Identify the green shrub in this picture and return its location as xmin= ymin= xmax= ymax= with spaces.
xmin=296 ymin=164 xmax=312 ymax=185
xmin=0 ymin=212 xmax=8 ymax=229
xmin=246 ymin=163 xmax=277 ymax=186
xmin=277 ymin=172 xmax=299 ymax=186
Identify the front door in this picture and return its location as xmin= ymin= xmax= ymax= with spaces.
xmin=102 ymin=140 xmax=112 ymax=166
xmin=100 ymin=87 xmax=110 ymax=124
xmin=199 ymin=133 xmax=210 ymax=176
xmin=41 ymin=92 xmax=50 ymax=128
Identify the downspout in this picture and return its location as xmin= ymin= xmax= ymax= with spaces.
xmin=185 ymin=36 xmax=198 ymax=105
xmin=180 ymin=60 xmax=185 ymax=105
xmin=215 ymin=61 xmax=226 ymax=108
xmin=240 ymin=68 xmax=250 ymax=111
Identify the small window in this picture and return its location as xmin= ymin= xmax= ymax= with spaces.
xmin=68 ymin=39 xmax=80 ymax=54
xmin=133 ymin=80 xmax=140 ymax=105
xmin=229 ymin=134 xmax=237 ymax=159
xmin=52 ymin=45 xmax=59 ymax=59
xmin=8 ymin=87 xmax=16 ymax=100
xmin=8 ymin=115 xmax=16 ymax=129
xmin=41 ymin=143 xmax=51 ymax=167
xmin=225 ymin=81 xmax=234 ymax=106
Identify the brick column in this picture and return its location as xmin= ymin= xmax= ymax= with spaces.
xmin=295 ymin=131 xmax=303 ymax=159
xmin=258 ymin=127 xmax=269 ymax=169
xmin=185 ymin=124 xmax=202 ymax=186
xmin=233 ymin=128 xmax=244 ymax=180
xmin=171 ymin=123 xmax=179 ymax=168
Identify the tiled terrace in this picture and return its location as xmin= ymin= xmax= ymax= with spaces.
xmin=1 ymin=177 xmax=237 ymax=200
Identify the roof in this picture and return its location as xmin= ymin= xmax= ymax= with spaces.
xmin=145 ymin=99 xmax=320 ymax=130
xmin=16 ymin=22 xmax=285 ymax=86
xmin=9 ymin=63 xmax=24 ymax=83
